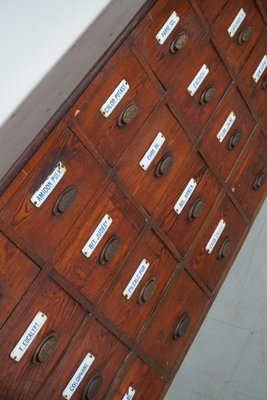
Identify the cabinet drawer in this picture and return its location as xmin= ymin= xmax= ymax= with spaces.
xmin=116 ymin=105 xmax=193 ymax=215
xmin=100 ymin=230 xmax=178 ymax=341
xmin=0 ymin=124 xmax=106 ymax=262
xmin=107 ymin=357 xmax=165 ymax=400
xmin=189 ymin=195 xmax=247 ymax=292
xmin=36 ymin=319 xmax=127 ymax=400
xmin=156 ymin=153 xmax=221 ymax=255
xmin=212 ymin=0 xmax=265 ymax=74
xmin=195 ymin=0 xmax=229 ymax=24
xmin=132 ymin=0 xmax=206 ymax=89
xmin=52 ymin=182 xmax=145 ymax=304
xmin=200 ymin=87 xmax=256 ymax=181
xmin=139 ymin=269 xmax=209 ymax=374
xmin=68 ymin=40 xmax=162 ymax=166
xmin=168 ymin=40 xmax=232 ymax=138
xmin=0 ymin=233 xmax=39 ymax=328
xmin=0 ymin=278 xmax=85 ymax=400
xmin=229 ymin=129 xmax=267 ymax=220
xmin=237 ymin=31 xmax=267 ymax=119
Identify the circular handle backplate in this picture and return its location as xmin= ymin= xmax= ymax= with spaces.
xmin=170 ymin=31 xmax=188 ymax=54
xmin=227 ymin=129 xmax=243 ymax=151
xmin=52 ymin=185 xmax=77 ymax=216
xmin=99 ymin=235 xmax=120 ymax=265
xmin=173 ymin=312 xmax=190 ymax=339
xmin=188 ymin=197 xmax=205 ymax=221
xmin=237 ymin=26 xmax=252 ymax=45
xmin=262 ymin=78 xmax=267 ymax=91
xmin=217 ymin=237 xmax=233 ymax=261
xmin=199 ymin=86 xmax=216 ymax=105
xmin=253 ymin=171 xmax=266 ymax=191
xmin=154 ymin=152 xmax=174 ymax=178
xmin=82 ymin=374 xmax=103 ymax=400
xmin=117 ymin=102 xmax=138 ymax=127
xmin=32 ymin=332 xmax=57 ymax=364
xmin=138 ymin=277 xmax=157 ymax=304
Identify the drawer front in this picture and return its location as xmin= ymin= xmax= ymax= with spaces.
xmin=68 ymin=41 xmax=162 ymax=166
xmin=107 ymin=357 xmax=165 ymax=400
xmin=168 ymin=40 xmax=232 ymax=137
xmin=156 ymin=153 xmax=221 ymax=255
xmin=0 ymin=279 xmax=85 ymax=400
xmin=237 ymin=31 xmax=267 ymax=119
xmin=0 ymin=125 xmax=106 ymax=261
xmin=132 ymin=0 xmax=206 ymax=88
xmin=190 ymin=195 xmax=247 ymax=291
xmin=116 ymin=105 xmax=193 ymax=214
xmin=139 ymin=269 xmax=209 ymax=374
xmin=0 ymin=233 xmax=39 ymax=328
xmin=53 ymin=182 xmax=145 ymax=304
xmin=100 ymin=230 xmax=178 ymax=341
xmin=229 ymin=129 xmax=267 ymax=220
xmin=200 ymin=87 xmax=256 ymax=181
xmin=195 ymin=0 xmax=229 ymax=24
xmin=212 ymin=0 xmax=265 ymax=74
xmin=36 ymin=319 xmax=127 ymax=400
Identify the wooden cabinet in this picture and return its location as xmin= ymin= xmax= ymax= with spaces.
xmin=0 ymin=1 xmax=266 ymax=399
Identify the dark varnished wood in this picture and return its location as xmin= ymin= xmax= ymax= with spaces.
xmin=200 ymin=86 xmax=256 ymax=182
xmin=0 ymin=278 xmax=86 ymax=400
xmin=52 ymin=182 xmax=145 ymax=304
xmin=194 ymin=0 xmax=229 ymax=24
xmin=212 ymin=0 xmax=265 ymax=75
xmin=229 ymin=128 xmax=267 ymax=220
xmin=36 ymin=318 xmax=127 ymax=400
xmin=168 ymin=39 xmax=232 ymax=138
xmin=115 ymin=104 xmax=193 ymax=215
xmin=99 ymin=230 xmax=178 ymax=341
xmin=155 ymin=153 xmax=222 ymax=255
xmin=0 ymin=123 xmax=107 ymax=262
xmin=188 ymin=195 xmax=247 ymax=292
xmin=0 ymin=232 xmax=39 ymax=328
xmin=106 ymin=356 xmax=165 ymax=400
xmin=237 ymin=30 xmax=267 ymax=120
xmin=132 ymin=0 xmax=207 ymax=89
xmin=67 ymin=39 xmax=162 ymax=167
xmin=139 ymin=269 xmax=210 ymax=374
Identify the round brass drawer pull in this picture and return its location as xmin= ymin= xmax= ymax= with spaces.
xmin=173 ymin=312 xmax=190 ymax=339
xmin=117 ymin=102 xmax=138 ymax=127
xmin=170 ymin=31 xmax=189 ymax=54
xmin=52 ymin=185 xmax=77 ymax=216
xmin=253 ymin=171 xmax=266 ymax=191
xmin=237 ymin=26 xmax=252 ymax=45
xmin=138 ymin=277 xmax=157 ymax=304
xmin=154 ymin=152 xmax=174 ymax=178
xmin=188 ymin=197 xmax=205 ymax=221
xmin=199 ymin=86 xmax=216 ymax=105
xmin=32 ymin=332 xmax=57 ymax=364
xmin=217 ymin=237 xmax=233 ymax=261
xmin=227 ymin=129 xmax=243 ymax=151
xmin=99 ymin=235 xmax=120 ymax=265
xmin=262 ymin=78 xmax=267 ymax=91
xmin=82 ymin=374 xmax=103 ymax=400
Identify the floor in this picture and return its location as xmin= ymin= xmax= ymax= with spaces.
xmin=165 ymin=198 xmax=267 ymax=400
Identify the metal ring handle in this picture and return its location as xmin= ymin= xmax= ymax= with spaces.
xmin=52 ymin=185 xmax=77 ymax=216
xmin=117 ymin=102 xmax=139 ymax=127
xmin=170 ymin=31 xmax=189 ymax=54
xmin=173 ymin=312 xmax=190 ymax=340
xmin=99 ymin=235 xmax=120 ymax=264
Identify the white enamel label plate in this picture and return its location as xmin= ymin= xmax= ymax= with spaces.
xmin=139 ymin=132 xmax=166 ymax=171
xmin=81 ymin=214 xmax=112 ymax=258
xmin=123 ymin=259 xmax=150 ymax=300
xmin=122 ymin=386 xmax=136 ymax=400
xmin=227 ymin=8 xmax=246 ymax=38
xmin=205 ymin=219 xmax=226 ymax=254
xmin=174 ymin=178 xmax=197 ymax=215
xmin=216 ymin=111 xmax=236 ymax=143
xmin=30 ymin=162 xmax=66 ymax=208
xmin=62 ymin=353 xmax=95 ymax=399
xmin=100 ymin=79 xmax=129 ymax=118
xmin=10 ymin=311 xmax=47 ymax=362
xmin=187 ymin=64 xmax=209 ymax=97
xmin=156 ymin=11 xmax=180 ymax=45
xmin=253 ymin=54 xmax=267 ymax=83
